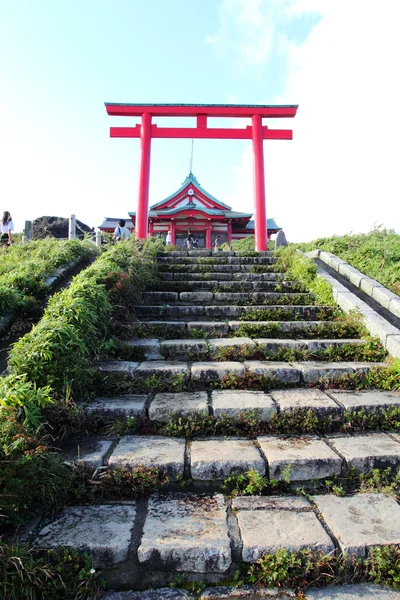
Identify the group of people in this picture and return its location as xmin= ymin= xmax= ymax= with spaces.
xmin=1 ymin=211 xmax=14 ymax=247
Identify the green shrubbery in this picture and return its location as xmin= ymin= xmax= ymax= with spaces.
xmin=295 ymin=226 xmax=400 ymax=295
xmin=0 ymin=238 xmax=98 ymax=314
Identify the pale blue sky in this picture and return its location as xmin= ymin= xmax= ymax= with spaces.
xmin=1 ymin=1 xmax=399 ymax=241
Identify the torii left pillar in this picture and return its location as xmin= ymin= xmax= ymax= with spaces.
xmin=137 ymin=112 xmax=152 ymax=239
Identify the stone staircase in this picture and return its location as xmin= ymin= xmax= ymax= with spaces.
xmin=35 ymin=249 xmax=400 ymax=596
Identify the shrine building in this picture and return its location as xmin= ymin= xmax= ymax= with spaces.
xmin=99 ymin=172 xmax=281 ymax=248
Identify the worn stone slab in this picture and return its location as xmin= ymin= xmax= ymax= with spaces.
xmin=258 ymin=435 xmax=342 ymax=481
xmin=103 ymin=590 xmax=189 ymax=600
xmin=149 ymin=391 xmax=208 ymax=423
xmin=188 ymin=321 xmax=229 ymax=335
xmin=127 ymin=339 xmax=162 ymax=360
xmin=390 ymin=297 xmax=400 ymax=319
xmin=138 ymin=493 xmax=231 ymax=572
xmin=313 ymin=493 xmax=400 ymax=556
xmin=212 ymin=390 xmax=277 ymax=421
xmin=179 ymin=291 xmax=213 ymax=303
xmin=134 ymin=361 xmax=189 ymax=377
xmin=232 ymin=496 xmax=312 ymax=511
xmin=372 ymin=285 xmax=400 ymax=310
xmin=108 ymin=435 xmax=185 ymax=478
xmin=244 ymin=361 xmax=301 ymax=383
xmin=235 ymin=500 xmax=334 ymax=562
xmin=359 ymin=277 xmax=383 ymax=297
xmin=327 ymin=389 xmax=400 ymax=412
xmin=73 ymin=439 xmax=113 ymax=469
xmin=86 ymin=395 xmax=147 ymax=419
xmin=200 ymin=586 xmax=295 ymax=598
xmin=305 ymin=584 xmax=400 ymax=599
xmin=97 ymin=361 xmax=139 ymax=376
xmin=34 ymin=505 xmax=136 ymax=566
xmin=191 ymin=361 xmax=246 ymax=382
xmin=338 ymin=263 xmax=365 ymax=287
xmin=190 ymin=439 xmax=265 ymax=480
xmin=144 ymin=291 xmax=178 ymax=302
xmin=327 ymin=433 xmax=400 ymax=472
xmin=294 ymin=362 xmax=354 ymax=383
xmin=160 ymin=339 xmax=208 ymax=359
xmin=386 ymin=334 xmax=400 ymax=358
xmin=362 ymin=312 xmax=400 ymax=347
xmin=270 ymin=388 xmax=343 ymax=418
xmin=204 ymin=305 xmax=242 ymax=317
xmin=208 ymin=337 xmax=255 ymax=357
xmin=254 ymin=339 xmax=306 ymax=353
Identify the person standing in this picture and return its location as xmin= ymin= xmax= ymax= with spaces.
xmin=1 ymin=211 xmax=14 ymax=246
xmin=213 ymin=235 xmax=220 ymax=252
xmin=166 ymin=230 xmax=172 ymax=245
xmin=113 ymin=219 xmax=131 ymax=242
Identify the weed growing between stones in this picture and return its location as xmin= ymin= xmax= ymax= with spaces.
xmin=0 ymin=542 xmax=103 ymax=600
xmin=68 ymin=465 xmax=169 ymax=504
xmin=223 ymin=467 xmax=291 ymax=497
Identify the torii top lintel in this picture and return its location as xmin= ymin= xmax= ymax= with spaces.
xmin=105 ymin=103 xmax=298 ymax=118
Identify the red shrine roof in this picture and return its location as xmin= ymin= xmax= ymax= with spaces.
xmin=105 ymin=103 xmax=298 ymax=118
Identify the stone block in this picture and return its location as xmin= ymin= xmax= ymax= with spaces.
xmin=190 ymin=439 xmax=265 ymax=480
xmin=360 ymin=277 xmax=382 ymax=297
xmin=200 ymin=586 xmax=296 ymax=598
xmin=303 ymin=250 xmax=320 ymax=259
xmin=258 ymin=435 xmax=342 ymax=481
xmin=137 ymin=493 xmax=231 ymax=572
xmin=144 ymin=291 xmax=178 ymax=302
xmin=160 ymin=339 xmax=208 ymax=359
xmin=208 ymin=337 xmax=255 ymax=358
xmin=328 ymin=389 xmax=400 ymax=412
xmin=108 ymin=435 xmax=185 ymax=479
xmin=270 ymin=388 xmax=343 ymax=418
xmin=244 ymin=361 xmax=301 ymax=383
xmin=149 ymin=391 xmax=209 ymax=422
xmin=372 ymin=286 xmax=400 ymax=310
xmin=97 ymin=361 xmax=139 ymax=376
xmin=205 ymin=305 xmax=242 ymax=318
xmin=305 ymin=584 xmax=400 ymax=599
xmin=232 ymin=496 xmax=312 ymax=511
xmin=386 ymin=334 xmax=400 ymax=358
xmin=294 ymin=362 xmax=354 ymax=383
xmin=235 ymin=499 xmax=334 ymax=562
xmin=254 ymin=339 xmax=306 ymax=354
xmin=338 ymin=263 xmax=365 ymax=287
xmin=313 ymin=493 xmax=400 ymax=556
xmin=34 ymin=505 xmax=136 ymax=566
xmin=86 ymin=395 xmax=147 ymax=419
xmin=390 ymin=298 xmax=400 ymax=319
xmin=73 ymin=439 xmax=113 ymax=469
xmin=188 ymin=321 xmax=229 ymax=335
xmin=362 ymin=312 xmax=400 ymax=346
xmin=327 ymin=433 xmax=400 ymax=472
xmin=306 ymin=338 xmax=364 ymax=352
xmin=191 ymin=361 xmax=246 ymax=382
xmin=134 ymin=361 xmax=189 ymax=378
xmin=179 ymin=292 xmax=213 ymax=303
xmin=103 ymin=590 xmax=189 ymax=600
xmin=127 ymin=339 xmax=162 ymax=360
xmin=211 ymin=390 xmax=277 ymax=421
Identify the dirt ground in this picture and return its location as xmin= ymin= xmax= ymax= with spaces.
xmin=32 ymin=216 xmax=94 ymax=240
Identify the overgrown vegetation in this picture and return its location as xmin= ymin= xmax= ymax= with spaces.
xmin=0 ymin=541 xmax=103 ymax=599
xmin=295 ymin=226 xmax=400 ymax=295
xmin=0 ymin=238 xmax=98 ymax=314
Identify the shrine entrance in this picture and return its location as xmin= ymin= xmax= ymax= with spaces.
xmin=105 ymin=103 xmax=297 ymax=251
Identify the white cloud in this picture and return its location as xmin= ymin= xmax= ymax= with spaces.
xmin=224 ymin=0 xmax=400 ymax=241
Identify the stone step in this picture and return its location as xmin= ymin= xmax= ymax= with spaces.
xmin=34 ymin=491 xmax=400 ymax=588
xmin=142 ymin=292 xmax=315 ymax=306
xmin=126 ymin=320 xmax=359 ymax=340
xmin=158 ymin=250 xmax=275 ymax=259
xmin=128 ymin=337 xmax=368 ymax=361
xmin=85 ymin=388 xmax=400 ymax=425
xmin=157 ymin=280 xmax=293 ymax=292
xmin=69 ymin=430 xmax=400 ymax=482
xmin=160 ymin=272 xmax=286 ymax=281
xmin=98 ymin=359 xmax=386 ymax=386
xmin=102 ymin=584 xmax=400 ymax=599
xmin=132 ymin=305 xmax=334 ymax=321
xmin=158 ymin=263 xmax=278 ymax=272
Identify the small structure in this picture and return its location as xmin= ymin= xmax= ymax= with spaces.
xmin=99 ymin=173 xmax=281 ymax=248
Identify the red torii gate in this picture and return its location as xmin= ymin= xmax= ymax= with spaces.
xmin=105 ymin=103 xmax=298 ymax=251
